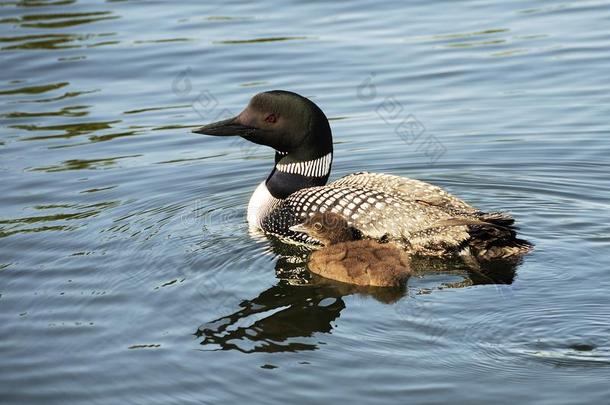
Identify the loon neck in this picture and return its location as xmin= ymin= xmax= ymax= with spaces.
xmin=265 ymin=151 xmax=333 ymax=199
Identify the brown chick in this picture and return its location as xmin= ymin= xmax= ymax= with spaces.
xmin=290 ymin=212 xmax=411 ymax=287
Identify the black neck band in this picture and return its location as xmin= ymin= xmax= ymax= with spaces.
xmin=265 ymin=168 xmax=329 ymax=199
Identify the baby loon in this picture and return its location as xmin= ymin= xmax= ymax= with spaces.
xmin=193 ymin=90 xmax=532 ymax=259
xmin=290 ymin=213 xmax=411 ymax=287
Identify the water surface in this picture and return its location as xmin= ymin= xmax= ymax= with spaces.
xmin=1 ymin=0 xmax=610 ymax=403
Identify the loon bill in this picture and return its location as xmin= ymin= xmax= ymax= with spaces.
xmin=192 ymin=90 xmax=532 ymax=260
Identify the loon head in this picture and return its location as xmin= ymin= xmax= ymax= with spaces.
xmin=193 ymin=90 xmax=333 ymax=161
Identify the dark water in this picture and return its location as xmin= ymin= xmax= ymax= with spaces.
xmin=1 ymin=0 xmax=610 ymax=403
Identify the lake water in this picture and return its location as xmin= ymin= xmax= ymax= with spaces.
xmin=1 ymin=0 xmax=609 ymax=403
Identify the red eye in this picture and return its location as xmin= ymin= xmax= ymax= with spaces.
xmin=265 ymin=114 xmax=277 ymax=123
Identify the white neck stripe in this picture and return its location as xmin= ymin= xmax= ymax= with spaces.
xmin=276 ymin=153 xmax=332 ymax=178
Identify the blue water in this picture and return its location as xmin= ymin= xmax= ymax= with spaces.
xmin=1 ymin=1 xmax=610 ymax=403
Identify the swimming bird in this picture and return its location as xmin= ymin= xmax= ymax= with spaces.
xmin=193 ymin=90 xmax=532 ymax=259
xmin=290 ymin=212 xmax=411 ymax=287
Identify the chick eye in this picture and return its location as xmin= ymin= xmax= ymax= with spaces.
xmin=313 ymin=222 xmax=322 ymax=231
xmin=264 ymin=113 xmax=277 ymax=123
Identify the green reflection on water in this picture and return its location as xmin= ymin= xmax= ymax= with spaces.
xmin=14 ymin=120 xmax=121 ymax=140
xmin=133 ymin=38 xmax=192 ymax=44
xmin=87 ymin=130 xmax=139 ymax=144
xmin=28 ymin=154 xmax=140 ymax=172
xmin=11 ymin=0 xmax=77 ymax=7
xmin=17 ymin=89 xmax=99 ymax=103
xmin=1 ymin=208 xmax=107 ymax=224
xmin=87 ymin=40 xmax=119 ymax=48
xmin=151 ymin=124 xmax=199 ymax=131
xmin=431 ymin=28 xmax=509 ymax=41
xmin=0 ymin=201 xmax=119 ymax=238
xmin=0 ymin=32 xmax=116 ymax=50
xmin=0 ymin=82 xmax=68 ymax=95
xmin=156 ymin=154 xmax=227 ymax=165
xmin=446 ymin=39 xmax=506 ymax=48
xmin=123 ymin=104 xmax=190 ymax=115
xmin=80 ymin=185 xmax=118 ymax=194
xmin=206 ymin=16 xmax=254 ymax=21
xmin=46 ymin=130 xmax=142 ymax=149
xmin=4 ymin=105 xmax=89 ymax=118
xmin=215 ymin=36 xmax=311 ymax=45
xmin=0 ymin=224 xmax=75 ymax=238
xmin=240 ymin=81 xmax=268 ymax=88
xmin=491 ymin=48 xmax=528 ymax=57
xmin=9 ymin=11 xmax=119 ymax=29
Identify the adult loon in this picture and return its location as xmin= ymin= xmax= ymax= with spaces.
xmin=193 ymin=90 xmax=532 ymax=259
xmin=290 ymin=212 xmax=411 ymax=287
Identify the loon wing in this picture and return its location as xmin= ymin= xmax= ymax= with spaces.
xmin=270 ymin=184 xmax=473 ymax=251
xmin=261 ymin=172 xmax=528 ymax=256
xmin=329 ymin=172 xmax=477 ymax=213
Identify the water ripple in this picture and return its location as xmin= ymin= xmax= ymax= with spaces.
xmin=1 ymin=0 xmax=610 ymax=403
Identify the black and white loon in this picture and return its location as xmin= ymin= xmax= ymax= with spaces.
xmin=193 ymin=90 xmax=531 ymax=259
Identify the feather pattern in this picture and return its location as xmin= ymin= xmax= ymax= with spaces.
xmin=259 ymin=172 xmax=531 ymax=258
xmin=276 ymin=153 xmax=332 ymax=178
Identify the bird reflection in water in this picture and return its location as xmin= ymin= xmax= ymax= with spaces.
xmin=195 ymin=236 xmax=522 ymax=353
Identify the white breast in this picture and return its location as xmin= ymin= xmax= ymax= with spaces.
xmin=247 ymin=181 xmax=281 ymax=229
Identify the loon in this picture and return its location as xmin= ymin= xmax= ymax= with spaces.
xmin=290 ymin=212 xmax=411 ymax=287
xmin=193 ymin=90 xmax=532 ymax=260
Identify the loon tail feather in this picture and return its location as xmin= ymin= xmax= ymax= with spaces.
xmin=473 ymin=237 xmax=534 ymax=260
xmin=478 ymin=211 xmax=516 ymax=228
xmin=467 ymin=214 xmax=533 ymax=259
